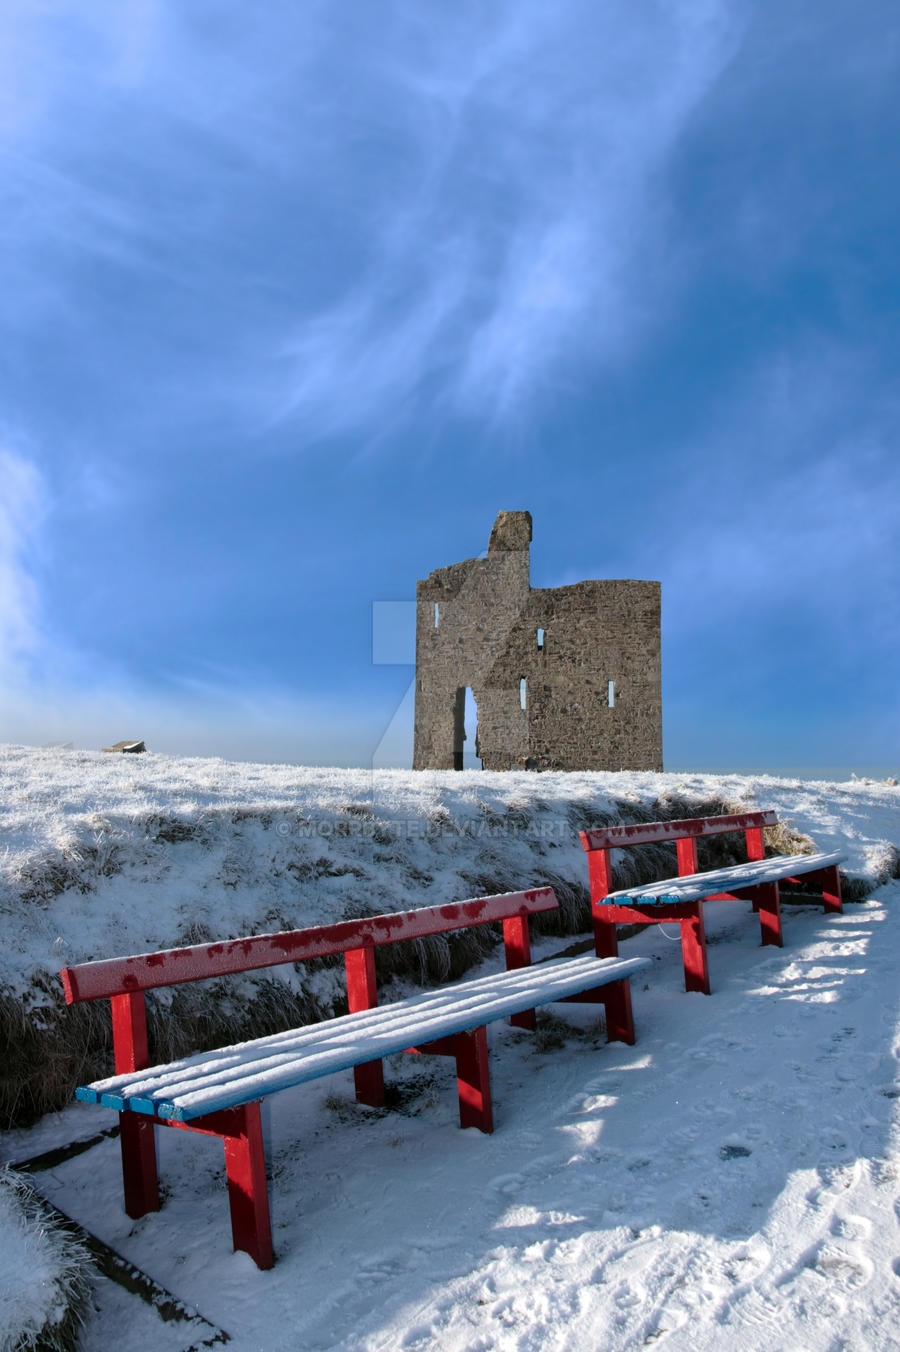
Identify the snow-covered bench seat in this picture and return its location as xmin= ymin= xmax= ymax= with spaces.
xmin=580 ymin=811 xmax=845 ymax=996
xmin=60 ymin=888 xmax=650 ymax=1269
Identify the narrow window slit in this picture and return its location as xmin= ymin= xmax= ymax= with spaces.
xmin=434 ymin=602 xmax=439 ymax=628
xmin=520 ymin=677 xmax=527 ymax=710
xmin=537 ymin=627 xmax=544 ymax=650
xmin=608 ymin=680 xmax=615 ymax=708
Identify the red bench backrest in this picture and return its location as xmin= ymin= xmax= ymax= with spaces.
xmin=579 ymin=810 xmax=777 ymax=897
xmin=579 ymin=811 xmax=776 ymax=852
xmin=60 ymin=887 xmax=558 ymax=1004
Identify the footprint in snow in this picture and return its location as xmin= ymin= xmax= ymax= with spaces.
xmin=721 ymin=1240 xmax=772 ymax=1285
xmin=819 ymin=1026 xmax=858 ymax=1055
xmin=719 ymin=1143 xmax=752 ymax=1160
xmin=830 ymin=1211 xmax=872 ymax=1242
xmin=811 ymin=1241 xmax=873 ymax=1289
xmin=735 ymin=1287 xmax=783 ymax=1330
xmin=489 ymin=1172 xmax=524 ymax=1196
xmin=690 ymin=1098 xmax=733 ymax=1125
xmin=606 ymin=1244 xmax=659 ymax=1313
xmin=774 ymin=1239 xmax=872 ymax=1299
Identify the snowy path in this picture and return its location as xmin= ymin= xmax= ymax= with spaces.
xmin=10 ymin=882 xmax=900 ymax=1351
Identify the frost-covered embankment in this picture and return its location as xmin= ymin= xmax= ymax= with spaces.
xmin=0 ymin=1168 xmax=91 ymax=1352
xmin=1 ymin=744 xmax=897 ymax=1126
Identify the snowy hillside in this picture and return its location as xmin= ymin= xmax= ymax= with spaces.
xmin=1 ymin=743 xmax=898 ymax=1124
xmin=3 ymin=745 xmax=898 ymax=992
xmin=1 ymin=745 xmax=899 ymax=1350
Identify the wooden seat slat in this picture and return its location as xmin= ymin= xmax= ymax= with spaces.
xmin=77 ymin=953 xmax=650 ymax=1122
xmin=603 ymin=851 xmax=845 ymax=906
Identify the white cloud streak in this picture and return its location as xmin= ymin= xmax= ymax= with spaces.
xmin=0 ymin=448 xmax=42 ymax=682
xmin=0 ymin=2 xmax=742 ymax=439
xmin=277 ymin=3 xmax=742 ymax=431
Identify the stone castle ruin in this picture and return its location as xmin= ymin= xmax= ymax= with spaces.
xmin=412 ymin=511 xmax=662 ymax=772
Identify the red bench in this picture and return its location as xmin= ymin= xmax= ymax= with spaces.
xmin=60 ymin=888 xmax=649 ymax=1268
xmin=580 ymin=810 xmax=845 ymax=996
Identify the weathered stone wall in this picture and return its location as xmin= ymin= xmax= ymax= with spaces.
xmin=412 ymin=511 xmax=662 ymax=772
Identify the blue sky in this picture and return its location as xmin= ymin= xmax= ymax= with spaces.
xmin=1 ymin=2 xmax=898 ymax=772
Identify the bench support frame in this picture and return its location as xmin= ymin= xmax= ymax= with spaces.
xmin=62 ymin=886 xmax=643 ymax=1269
xmin=111 ymin=989 xmax=273 ymax=1268
xmin=795 ymin=864 xmax=842 ymax=914
xmin=403 ymin=1028 xmax=494 ymax=1132
xmin=453 ymin=1028 xmax=492 ymax=1132
xmin=595 ymin=901 xmax=710 ymax=994
xmin=111 ymin=991 xmax=160 ymax=1220
xmin=346 ymin=913 xmax=539 ymax=1111
xmin=583 ymin=815 xmax=844 ymax=997
xmin=161 ymin=1105 xmax=273 ymax=1269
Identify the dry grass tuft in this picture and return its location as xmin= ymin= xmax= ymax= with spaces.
xmin=0 ymin=988 xmax=112 ymax=1130
xmin=531 ymin=1009 xmax=601 ymax=1053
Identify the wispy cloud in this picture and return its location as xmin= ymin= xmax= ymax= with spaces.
xmin=5 ymin=1 xmax=897 ymax=454
xmin=0 ymin=2 xmax=743 ymax=440
xmin=275 ymin=3 xmax=741 ymax=431
xmin=0 ymin=448 xmax=42 ymax=682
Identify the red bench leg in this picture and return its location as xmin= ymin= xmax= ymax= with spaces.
xmin=111 ymin=991 xmax=160 ymax=1218
xmin=352 ymin=1061 xmax=385 ymax=1108
xmin=345 ymin=948 xmax=386 ymax=1107
xmin=503 ymin=914 xmax=535 ymax=1031
xmin=680 ymin=903 xmax=710 ymax=994
xmin=560 ymin=976 xmax=636 ymax=1043
xmin=454 ymin=1027 xmax=493 ymax=1133
xmin=808 ymin=864 xmax=843 ymax=914
xmin=593 ymin=911 xmax=618 ymax=959
xmin=602 ymin=979 xmax=636 ymax=1045
xmin=223 ymin=1102 xmax=273 ymax=1269
xmin=755 ymin=882 xmax=782 ymax=946
xmin=119 ymin=1113 xmax=159 ymax=1218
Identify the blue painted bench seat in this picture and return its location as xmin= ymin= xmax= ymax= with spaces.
xmin=603 ymin=851 xmax=845 ymax=907
xmin=77 ymin=952 xmax=650 ymax=1122
xmin=581 ymin=810 xmax=847 ymax=995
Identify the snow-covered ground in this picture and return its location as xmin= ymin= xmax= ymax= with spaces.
xmin=1 ymin=746 xmax=899 ymax=1350
xmin=7 ymin=884 xmax=899 ymax=1352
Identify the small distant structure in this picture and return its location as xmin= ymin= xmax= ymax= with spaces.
xmin=413 ymin=510 xmax=662 ymax=772
xmin=102 ymin=740 xmax=146 ymax=754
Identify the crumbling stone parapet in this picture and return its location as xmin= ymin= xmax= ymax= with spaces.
xmin=488 ymin=509 xmax=533 ymax=553
xmin=412 ymin=512 xmax=662 ymax=772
